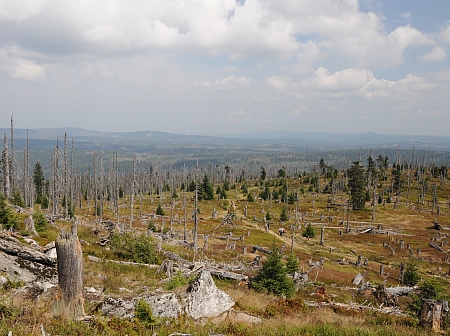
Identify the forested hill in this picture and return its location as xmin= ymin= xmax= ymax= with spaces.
xmin=2 ymin=127 xmax=450 ymax=152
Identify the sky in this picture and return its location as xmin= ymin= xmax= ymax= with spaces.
xmin=0 ymin=0 xmax=449 ymax=136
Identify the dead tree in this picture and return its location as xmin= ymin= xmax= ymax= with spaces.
xmin=2 ymin=133 xmax=10 ymax=198
xmin=53 ymin=225 xmax=84 ymax=319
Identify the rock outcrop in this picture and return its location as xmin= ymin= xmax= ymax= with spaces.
xmin=184 ymin=271 xmax=235 ymax=320
xmin=100 ymin=271 xmax=235 ymax=320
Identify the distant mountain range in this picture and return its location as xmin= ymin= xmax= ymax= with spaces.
xmin=1 ymin=127 xmax=450 ymax=152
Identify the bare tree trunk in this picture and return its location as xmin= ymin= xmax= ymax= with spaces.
xmin=2 ymin=133 xmax=10 ymax=198
xmin=130 ymin=154 xmax=136 ymax=230
xmin=10 ymin=115 xmax=15 ymax=195
xmin=193 ymin=159 xmax=199 ymax=250
xmin=53 ymin=225 xmax=84 ymax=319
xmin=64 ymin=133 xmax=68 ymax=220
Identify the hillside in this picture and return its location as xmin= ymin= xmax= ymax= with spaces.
xmin=0 ymin=150 xmax=449 ymax=335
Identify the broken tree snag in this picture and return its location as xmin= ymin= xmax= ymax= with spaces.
xmin=420 ymin=299 xmax=448 ymax=333
xmin=53 ymin=225 xmax=84 ymax=319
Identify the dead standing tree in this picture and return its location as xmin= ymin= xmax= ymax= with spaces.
xmin=53 ymin=224 xmax=84 ymax=319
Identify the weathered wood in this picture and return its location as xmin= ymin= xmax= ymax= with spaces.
xmin=252 ymin=246 xmax=271 ymax=255
xmin=88 ymin=255 xmax=159 ymax=268
xmin=420 ymin=299 xmax=448 ymax=332
xmin=53 ymin=225 xmax=84 ymax=319
xmin=206 ymin=269 xmax=248 ymax=282
xmin=0 ymin=233 xmax=56 ymax=267
xmin=429 ymin=242 xmax=445 ymax=252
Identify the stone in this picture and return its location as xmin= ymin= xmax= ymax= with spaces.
xmin=184 ymin=271 xmax=234 ymax=320
xmin=101 ymin=297 xmax=136 ymax=319
xmin=142 ymin=292 xmax=183 ymax=318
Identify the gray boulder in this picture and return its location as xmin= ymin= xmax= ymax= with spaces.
xmin=184 ymin=271 xmax=234 ymax=320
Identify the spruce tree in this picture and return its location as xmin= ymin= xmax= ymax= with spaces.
xmin=302 ymin=223 xmax=315 ymax=239
xmin=252 ymin=244 xmax=295 ymax=297
xmin=286 ymin=253 xmax=299 ymax=275
xmin=348 ymin=161 xmax=367 ymax=210
xmin=280 ymin=206 xmax=289 ymax=221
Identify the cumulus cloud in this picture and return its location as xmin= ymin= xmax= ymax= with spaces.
xmin=266 ymin=67 xmax=435 ymax=101
xmin=303 ymin=67 xmax=374 ymax=91
xmin=193 ymin=75 xmax=251 ymax=91
xmin=289 ymin=105 xmax=308 ymax=116
xmin=0 ymin=50 xmax=46 ymax=81
xmin=0 ymin=0 xmax=45 ymax=23
xmin=0 ymin=0 xmax=437 ymax=67
xmin=9 ymin=59 xmax=46 ymax=81
xmin=213 ymin=75 xmax=251 ymax=90
xmin=440 ymin=23 xmax=450 ymax=44
xmin=420 ymin=46 xmax=446 ymax=62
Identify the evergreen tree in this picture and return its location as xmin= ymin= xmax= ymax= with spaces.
xmin=348 ymin=161 xmax=367 ymax=210
xmin=252 ymin=244 xmax=295 ymax=297
xmin=33 ymin=161 xmax=46 ymax=203
xmin=11 ymin=188 xmax=25 ymax=208
xmin=201 ymin=174 xmax=214 ymax=200
xmin=156 ymin=204 xmax=165 ymax=216
xmin=260 ymin=166 xmax=266 ymax=181
xmin=403 ymin=259 xmax=420 ymax=286
xmin=280 ymin=206 xmax=289 ymax=221
xmin=0 ymin=193 xmax=18 ymax=230
xmin=259 ymin=185 xmax=270 ymax=200
xmin=302 ymin=223 xmax=315 ymax=239
xmin=286 ymin=253 xmax=299 ymax=275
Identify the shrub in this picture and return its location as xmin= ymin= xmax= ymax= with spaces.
xmin=110 ymin=232 xmax=158 ymax=264
xmin=156 ymin=204 xmax=165 ymax=216
xmin=0 ymin=194 xmax=19 ymax=230
xmin=11 ymin=189 xmax=25 ymax=208
xmin=33 ymin=212 xmax=48 ymax=232
xmin=135 ymin=299 xmax=157 ymax=325
xmin=165 ymin=271 xmax=188 ymax=290
xmin=147 ymin=221 xmax=157 ymax=232
xmin=408 ymin=278 xmax=443 ymax=318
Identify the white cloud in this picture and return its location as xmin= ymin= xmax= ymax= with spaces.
xmin=0 ymin=50 xmax=46 ymax=81
xmin=401 ymin=12 xmax=411 ymax=19
xmin=440 ymin=23 xmax=450 ymax=44
xmin=303 ymin=67 xmax=375 ymax=91
xmin=289 ymin=105 xmax=308 ymax=116
xmin=266 ymin=67 xmax=435 ymax=102
xmin=193 ymin=80 xmax=212 ymax=88
xmin=193 ymin=75 xmax=251 ymax=91
xmin=0 ymin=0 xmax=45 ymax=23
xmin=420 ymin=46 xmax=446 ymax=63
xmin=266 ymin=76 xmax=289 ymax=90
xmin=213 ymin=75 xmax=251 ymax=90
xmin=9 ymin=59 xmax=45 ymax=82
xmin=0 ymin=0 xmax=436 ymax=67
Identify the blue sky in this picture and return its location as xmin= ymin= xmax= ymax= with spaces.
xmin=0 ymin=0 xmax=449 ymax=136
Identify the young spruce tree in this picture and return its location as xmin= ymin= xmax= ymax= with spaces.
xmin=252 ymin=244 xmax=295 ymax=297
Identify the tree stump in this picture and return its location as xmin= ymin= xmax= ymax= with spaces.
xmin=420 ymin=299 xmax=448 ymax=332
xmin=53 ymin=225 xmax=84 ymax=319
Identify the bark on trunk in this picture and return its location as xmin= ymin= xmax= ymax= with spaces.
xmin=53 ymin=225 xmax=84 ymax=319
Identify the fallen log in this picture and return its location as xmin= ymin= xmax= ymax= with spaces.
xmin=0 ymin=234 xmax=56 ymax=267
xmin=205 ymin=269 xmax=248 ymax=282
xmin=429 ymin=242 xmax=445 ymax=253
xmin=88 ymin=255 xmax=159 ymax=268
xmin=252 ymin=246 xmax=271 ymax=255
